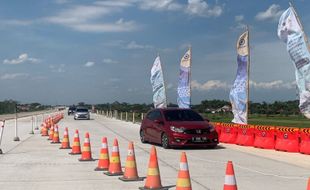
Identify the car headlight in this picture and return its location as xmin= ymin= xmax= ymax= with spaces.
xmin=170 ymin=126 xmax=185 ymax=133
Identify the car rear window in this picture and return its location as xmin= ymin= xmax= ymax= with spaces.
xmin=163 ymin=110 xmax=204 ymax=121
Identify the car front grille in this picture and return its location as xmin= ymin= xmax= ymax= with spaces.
xmin=184 ymin=129 xmax=210 ymax=135
xmin=77 ymin=114 xmax=88 ymax=118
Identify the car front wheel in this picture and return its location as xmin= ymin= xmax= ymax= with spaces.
xmin=161 ymin=133 xmax=170 ymax=149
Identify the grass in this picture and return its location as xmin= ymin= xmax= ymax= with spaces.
xmin=203 ymin=113 xmax=310 ymax=128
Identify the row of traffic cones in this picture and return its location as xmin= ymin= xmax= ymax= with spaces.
xmin=44 ymin=123 xmax=303 ymax=190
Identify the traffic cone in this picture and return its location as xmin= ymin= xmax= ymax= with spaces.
xmin=223 ymin=161 xmax=237 ymax=190
xmin=60 ymin=127 xmax=71 ymax=149
xmin=48 ymin=125 xmax=54 ymax=140
xmin=119 ymin=142 xmax=144 ymax=181
xmin=94 ymin=137 xmax=110 ymax=171
xmin=307 ymin=177 xmax=310 ymax=190
xmin=51 ymin=125 xmax=60 ymax=144
xmin=104 ymin=138 xmax=123 ymax=176
xmin=78 ymin=132 xmax=95 ymax=161
xmin=139 ymin=146 xmax=169 ymax=190
xmin=41 ymin=124 xmax=48 ymax=136
xmin=176 ymin=152 xmax=192 ymax=190
xmin=69 ymin=129 xmax=81 ymax=155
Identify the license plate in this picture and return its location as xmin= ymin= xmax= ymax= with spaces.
xmin=192 ymin=137 xmax=207 ymax=142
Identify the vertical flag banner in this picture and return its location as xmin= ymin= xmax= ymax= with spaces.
xmin=150 ymin=56 xmax=167 ymax=108
xmin=278 ymin=6 xmax=310 ymax=119
xmin=229 ymin=31 xmax=249 ymax=124
xmin=177 ymin=48 xmax=191 ymax=108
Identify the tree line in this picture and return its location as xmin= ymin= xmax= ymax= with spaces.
xmin=94 ymin=99 xmax=301 ymax=116
xmin=0 ymin=100 xmax=50 ymax=114
xmin=0 ymin=99 xmax=300 ymax=116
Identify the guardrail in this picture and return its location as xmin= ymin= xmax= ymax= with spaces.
xmin=96 ymin=110 xmax=145 ymax=124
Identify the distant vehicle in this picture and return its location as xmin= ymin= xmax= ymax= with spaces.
xmin=139 ymin=108 xmax=218 ymax=149
xmin=74 ymin=107 xmax=90 ymax=120
xmin=68 ymin=106 xmax=76 ymax=115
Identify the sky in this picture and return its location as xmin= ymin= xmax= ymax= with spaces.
xmin=0 ymin=0 xmax=309 ymax=105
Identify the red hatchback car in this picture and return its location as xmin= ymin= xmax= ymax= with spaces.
xmin=139 ymin=108 xmax=219 ymax=149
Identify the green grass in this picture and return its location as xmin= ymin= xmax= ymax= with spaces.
xmin=203 ymin=113 xmax=310 ymax=128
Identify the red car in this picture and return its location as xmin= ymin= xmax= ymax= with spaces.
xmin=139 ymin=108 xmax=219 ymax=149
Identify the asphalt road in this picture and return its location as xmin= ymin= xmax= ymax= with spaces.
xmin=0 ymin=113 xmax=309 ymax=190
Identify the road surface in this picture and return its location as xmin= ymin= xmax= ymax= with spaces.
xmin=0 ymin=112 xmax=309 ymax=190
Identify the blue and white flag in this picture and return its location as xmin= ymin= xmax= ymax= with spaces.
xmin=150 ymin=56 xmax=167 ymax=108
xmin=229 ymin=31 xmax=249 ymax=124
xmin=278 ymin=7 xmax=310 ymax=119
xmin=177 ymin=48 xmax=191 ymax=108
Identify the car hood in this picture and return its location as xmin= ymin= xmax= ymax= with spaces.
xmin=167 ymin=121 xmax=209 ymax=129
xmin=76 ymin=112 xmax=88 ymax=114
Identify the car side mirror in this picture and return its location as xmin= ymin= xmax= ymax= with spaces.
xmin=204 ymin=118 xmax=210 ymax=122
xmin=154 ymin=119 xmax=164 ymax=126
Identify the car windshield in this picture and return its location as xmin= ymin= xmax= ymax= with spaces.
xmin=69 ymin=107 xmax=76 ymax=110
xmin=76 ymin=108 xmax=88 ymax=112
xmin=163 ymin=109 xmax=204 ymax=121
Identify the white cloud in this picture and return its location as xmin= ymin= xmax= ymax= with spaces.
xmin=192 ymin=80 xmax=230 ymax=91
xmin=0 ymin=73 xmax=29 ymax=80
xmin=191 ymin=80 xmax=295 ymax=91
xmin=235 ymin=15 xmax=244 ymax=22
xmin=186 ymin=0 xmax=223 ymax=17
xmin=3 ymin=53 xmax=40 ymax=65
xmin=250 ymin=80 xmax=295 ymax=89
xmin=231 ymin=15 xmax=247 ymax=31
xmin=94 ymin=1 xmax=135 ymax=7
xmin=85 ymin=61 xmax=95 ymax=67
xmin=166 ymin=83 xmax=174 ymax=89
xmin=45 ymin=4 xmax=139 ymax=33
xmin=0 ymin=19 xmax=34 ymax=26
xmin=103 ymin=58 xmax=119 ymax=64
xmin=255 ymin=4 xmax=284 ymax=21
xmin=125 ymin=41 xmax=153 ymax=49
xmin=49 ymin=64 xmax=65 ymax=73
xmin=138 ymin=0 xmax=182 ymax=11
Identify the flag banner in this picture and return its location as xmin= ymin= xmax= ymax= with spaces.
xmin=177 ymin=48 xmax=191 ymax=108
xmin=278 ymin=7 xmax=302 ymax=43
xmin=278 ymin=7 xmax=310 ymax=118
xmin=150 ymin=56 xmax=167 ymax=108
xmin=229 ymin=31 xmax=249 ymax=124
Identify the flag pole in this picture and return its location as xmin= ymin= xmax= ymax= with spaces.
xmin=189 ymin=45 xmax=192 ymax=108
xmin=289 ymin=2 xmax=310 ymax=51
xmin=246 ymin=26 xmax=250 ymax=123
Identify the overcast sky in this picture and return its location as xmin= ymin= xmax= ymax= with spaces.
xmin=0 ymin=0 xmax=309 ymax=105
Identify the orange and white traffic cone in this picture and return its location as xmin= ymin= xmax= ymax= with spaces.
xmin=69 ymin=129 xmax=81 ymax=155
xmin=119 ymin=142 xmax=144 ymax=181
xmin=104 ymin=138 xmax=123 ymax=176
xmin=78 ymin=132 xmax=95 ymax=161
xmin=47 ymin=125 xmax=54 ymax=140
xmin=223 ymin=161 xmax=237 ymax=190
xmin=41 ymin=123 xmax=48 ymax=136
xmin=94 ymin=137 xmax=110 ymax=171
xmin=51 ymin=125 xmax=60 ymax=144
xmin=307 ymin=177 xmax=310 ymax=190
xmin=60 ymin=127 xmax=71 ymax=149
xmin=176 ymin=152 xmax=191 ymax=190
xmin=139 ymin=146 xmax=169 ymax=190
